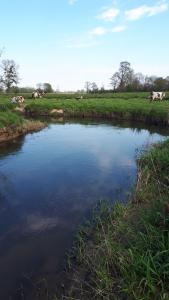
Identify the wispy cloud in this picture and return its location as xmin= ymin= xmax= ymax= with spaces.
xmin=125 ymin=1 xmax=168 ymax=21
xmin=89 ymin=26 xmax=107 ymax=36
xmin=97 ymin=7 xmax=120 ymax=21
xmin=67 ymin=0 xmax=168 ymax=47
xmin=68 ymin=0 xmax=78 ymax=5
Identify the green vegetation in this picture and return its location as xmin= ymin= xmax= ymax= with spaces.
xmin=25 ymin=92 xmax=169 ymax=125
xmin=0 ymin=91 xmax=169 ymax=140
xmin=62 ymin=139 xmax=169 ymax=300
xmin=0 ymin=92 xmax=169 ymax=130
xmin=0 ymin=111 xmax=24 ymax=128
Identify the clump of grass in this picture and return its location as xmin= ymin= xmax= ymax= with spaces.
xmin=62 ymin=139 xmax=169 ymax=300
xmin=0 ymin=111 xmax=24 ymax=128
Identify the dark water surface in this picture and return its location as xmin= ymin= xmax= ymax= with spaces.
xmin=0 ymin=120 xmax=168 ymax=299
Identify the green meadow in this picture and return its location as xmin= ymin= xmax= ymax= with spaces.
xmin=0 ymin=92 xmax=169 ymax=128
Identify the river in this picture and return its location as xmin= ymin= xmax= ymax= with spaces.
xmin=0 ymin=119 xmax=168 ymax=299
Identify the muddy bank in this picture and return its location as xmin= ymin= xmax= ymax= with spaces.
xmin=0 ymin=120 xmax=46 ymax=143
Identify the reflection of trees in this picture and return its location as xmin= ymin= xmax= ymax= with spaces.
xmin=0 ymin=173 xmax=11 ymax=210
xmin=0 ymin=135 xmax=25 ymax=159
xmin=60 ymin=118 xmax=169 ymax=137
xmin=0 ymin=137 xmax=25 ymax=208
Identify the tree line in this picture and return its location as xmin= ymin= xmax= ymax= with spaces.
xmin=110 ymin=61 xmax=169 ymax=92
xmin=85 ymin=61 xmax=169 ymax=93
xmin=0 ymin=49 xmax=169 ymax=93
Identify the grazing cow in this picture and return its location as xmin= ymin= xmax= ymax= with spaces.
xmin=150 ymin=91 xmax=166 ymax=102
xmin=32 ymin=91 xmax=39 ymax=99
xmin=32 ymin=90 xmax=46 ymax=99
xmin=75 ymin=95 xmax=83 ymax=100
xmin=11 ymin=96 xmax=25 ymax=104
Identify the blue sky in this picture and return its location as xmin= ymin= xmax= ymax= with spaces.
xmin=0 ymin=0 xmax=169 ymax=91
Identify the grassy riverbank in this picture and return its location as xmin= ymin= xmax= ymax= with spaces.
xmin=0 ymin=108 xmax=45 ymax=143
xmin=61 ymin=139 xmax=169 ymax=300
xmin=1 ymin=92 xmax=169 ymax=127
xmin=0 ymin=110 xmax=24 ymax=128
xmin=24 ymin=94 xmax=169 ymax=125
xmin=0 ymin=100 xmax=46 ymax=142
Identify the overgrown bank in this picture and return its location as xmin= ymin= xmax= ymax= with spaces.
xmin=60 ymin=139 xmax=169 ymax=300
xmin=25 ymin=97 xmax=169 ymax=126
xmin=0 ymin=110 xmax=45 ymax=143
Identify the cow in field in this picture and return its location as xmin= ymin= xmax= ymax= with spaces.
xmin=11 ymin=96 xmax=25 ymax=104
xmin=150 ymin=91 xmax=166 ymax=102
xmin=32 ymin=90 xmax=46 ymax=99
xmin=75 ymin=95 xmax=83 ymax=100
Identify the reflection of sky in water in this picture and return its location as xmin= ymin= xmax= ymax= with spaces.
xmin=0 ymin=122 xmax=167 ymax=299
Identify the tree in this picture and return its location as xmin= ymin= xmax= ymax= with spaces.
xmin=100 ymin=84 xmax=105 ymax=93
xmin=84 ymin=81 xmax=92 ymax=93
xmin=91 ymin=82 xmax=98 ymax=93
xmin=144 ymin=76 xmax=156 ymax=91
xmin=110 ymin=61 xmax=134 ymax=91
xmin=165 ymin=76 xmax=169 ymax=90
xmin=36 ymin=82 xmax=53 ymax=93
xmin=110 ymin=72 xmax=120 ymax=91
xmin=125 ymin=73 xmax=145 ymax=92
xmin=154 ymin=77 xmax=168 ymax=91
xmin=0 ymin=59 xmax=19 ymax=92
xmin=36 ymin=83 xmax=43 ymax=90
xmin=43 ymin=82 xmax=53 ymax=93
xmin=0 ymin=48 xmax=3 ymax=90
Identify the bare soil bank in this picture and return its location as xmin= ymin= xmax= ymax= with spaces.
xmin=0 ymin=120 xmax=46 ymax=143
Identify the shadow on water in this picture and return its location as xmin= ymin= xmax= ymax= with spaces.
xmin=0 ymin=118 xmax=169 ymax=299
xmin=0 ymin=135 xmax=25 ymax=158
xmin=43 ymin=116 xmax=169 ymax=136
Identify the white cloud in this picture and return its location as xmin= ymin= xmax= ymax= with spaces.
xmin=125 ymin=1 xmax=168 ymax=21
xmin=89 ymin=26 xmax=107 ymax=36
xmin=68 ymin=0 xmax=78 ymax=5
xmin=97 ymin=7 xmax=120 ymax=21
xmin=148 ymin=1 xmax=168 ymax=16
xmin=111 ymin=25 xmax=126 ymax=32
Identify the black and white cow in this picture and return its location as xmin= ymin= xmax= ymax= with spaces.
xmin=150 ymin=91 xmax=166 ymax=101
xmin=32 ymin=90 xmax=46 ymax=99
xmin=11 ymin=96 xmax=25 ymax=104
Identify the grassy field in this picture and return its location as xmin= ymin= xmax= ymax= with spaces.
xmin=1 ymin=92 xmax=169 ymax=128
xmin=61 ymin=139 xmax=169 ymax=300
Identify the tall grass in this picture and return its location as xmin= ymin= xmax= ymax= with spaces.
xmin=0 ymin=111 xmax=24 ymax=128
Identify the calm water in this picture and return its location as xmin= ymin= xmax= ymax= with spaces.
xmin=0 ymin=120 xmax=168 ymax=299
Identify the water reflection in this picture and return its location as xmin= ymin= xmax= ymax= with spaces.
xmin=0 ymin=120 xmax=168 ymax=299
xmin=0 ymin=136 xmax=25 ymax=158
